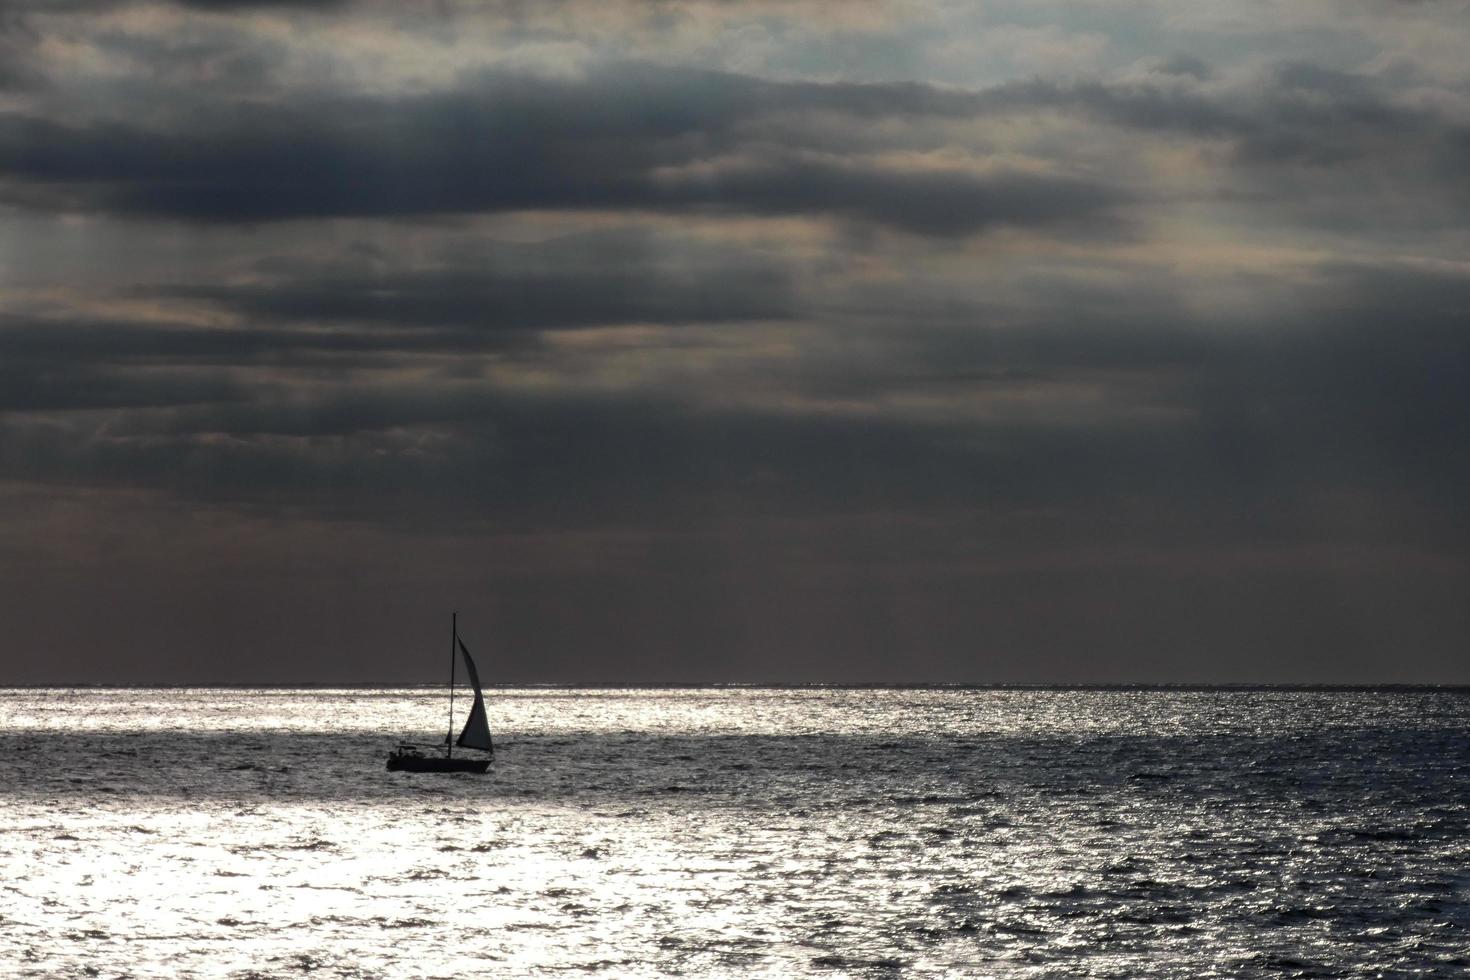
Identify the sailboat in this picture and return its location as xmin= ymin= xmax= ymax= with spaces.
xmin=386 ymin=612 xmax=494 ymax=773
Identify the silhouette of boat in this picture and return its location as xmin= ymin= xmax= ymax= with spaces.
xmin=387 ymin=613 xmax=494 ymax=773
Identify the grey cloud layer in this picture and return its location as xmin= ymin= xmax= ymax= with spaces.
xmin=0 ymin=66 xmax=1127 ymax=235
xmin=2 ymin=47 xmax=1462 ymax=524
xmin=3 ymin=2 xmax=1468 ymax=680
xmin=5 ymin=55 xmax=1463 ymax=235
xmin=980 ymin=62 xmax=1470 ymax=216
xmin=6 ymin=254 xmax=1466 ymax=538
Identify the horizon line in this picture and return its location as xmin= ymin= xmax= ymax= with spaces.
xmin=5 ymin=682 xmax=1469 ymax=692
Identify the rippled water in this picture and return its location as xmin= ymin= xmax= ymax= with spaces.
xmin=2 ymin=687 xmax=1468 ymax=977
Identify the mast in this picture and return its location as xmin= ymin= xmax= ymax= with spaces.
xmin=446 ymin=611 xmax=457 ymax=757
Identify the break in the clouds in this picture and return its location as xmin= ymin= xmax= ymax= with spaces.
xmin=1 ymin=1 xmax=1467 ymax=683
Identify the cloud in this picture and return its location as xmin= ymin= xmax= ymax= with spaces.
xmin=3 ymin=2 xmax=1469 ymax=680
xmin=0 ymin=64 xmax=1126 ymax=236
xmin=0 ymin=15 xmax=42 ymax=91
xmin=988 ymin=60 xmax=1469 ymax=180
xmin=161 ymin=250 xmax=798 ymax=331
xmin=5 ymin=252 xmax=1466 ymax=538
xmin=647 ymin=157 xmax=1126 ymax=237
xmin=0 ymin=355 xmax=247 ymax=412
xmin=0 ymin=228 xmax=801 ymax=413
xmin=2 ymin=0 xmax=349 ymax=9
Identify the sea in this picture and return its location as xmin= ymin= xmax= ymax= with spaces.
xmin=1 ymin=687 xmax=1467 ymax=978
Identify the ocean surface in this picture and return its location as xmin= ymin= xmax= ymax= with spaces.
xmin=1 ymin=687 xmax=1468 ymax=978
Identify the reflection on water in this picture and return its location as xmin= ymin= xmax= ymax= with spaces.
xmin=2 ymin=688 xmax=1468 ymax=977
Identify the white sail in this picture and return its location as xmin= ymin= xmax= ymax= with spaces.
xmin=454 ymin=637 xmax=494 ymax=752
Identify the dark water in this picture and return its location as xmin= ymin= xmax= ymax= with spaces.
xmin=1 ymin=687 xmax=1468 ymax=977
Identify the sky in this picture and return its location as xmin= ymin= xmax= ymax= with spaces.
xmin=1 ymin=0 xmax=1467 ymax=684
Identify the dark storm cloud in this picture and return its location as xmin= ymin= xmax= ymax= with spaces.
xmin=172 ymin=0 xmax=350 ymax=6
xmin=1229 ymin=63 xmax=1436 ymax=167
xmin=0 ymin=384 xmax=964 ymax=526
xmin=648 ymin=159 xmax=1124 ymax=237
xmin=6 ymin=376 xmax=1182 ymax=534
xmin=166 ymin=263 xmax=794 ymax=329
xmin=0 ymin=314 xmax=475 ymax=368
xmin=1 ymin=0 xmax=348 ymax=9
xmin=0 ymin=224 xmax=797 ymax=376
xmin=1259 ymin=263 xmax=1470 ymax=471
xmin=5 ymin=258 xmax=1466 ymax=537
xmin=0 ymin=65 xmax=32 ymax=93
xmin=899 ymin=259 xmax=1470 ymax=421
xmin=980 ymin=76 xmax=1246 ymax=138
xmin=0 ymin=283 xmax=787 ymax=370
xmin=0 ymin=358 xmax=246 ymax=412
xmin=985 ymin=61 xmax=1469 ymax=178
xmin=20 ymin=50 xmax=1454 ymax=234
xmin=0 ymin=15 xmax=41 ymax=91
xmin=3 ymin=1 xmax=1468 ymax=682
xmin=1151 ymin=54 xmax=1213 ymax=81
xmin=0 ymin=66 xmax=1124 ymax=235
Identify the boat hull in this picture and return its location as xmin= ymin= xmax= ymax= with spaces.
xmin=386 ymin=753 xmax=490 ymax=773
